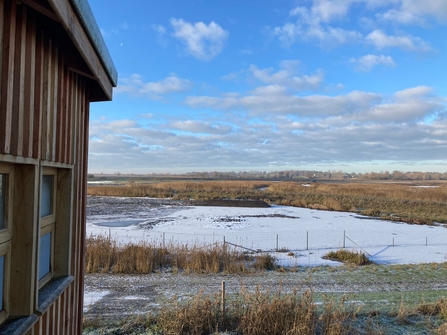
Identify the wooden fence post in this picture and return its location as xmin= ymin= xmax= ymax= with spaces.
xmin=221 ymin=281 xmax=226 ymax=326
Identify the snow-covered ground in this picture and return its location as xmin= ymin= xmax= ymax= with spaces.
xmin=86 ymin=197 xmax=447 ymax=267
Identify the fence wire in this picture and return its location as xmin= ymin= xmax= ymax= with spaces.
xmin=91 ymin=227 xmax=447 ymax=253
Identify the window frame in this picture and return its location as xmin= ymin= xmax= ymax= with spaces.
xmin=0 ymin=164 xmax=13 ymax=242
xmin=0 ymin=243 xmax=10 ymax=324
xmin=0 ymin=163 xmax=13 ymax=324
xmin=38 ymin=168 xmax=57 ymax=288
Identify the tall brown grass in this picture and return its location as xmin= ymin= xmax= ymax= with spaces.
xmin=88 ymin=180 xmax=447 ymax=225
xmin=85 ymin=235 xmax=267 ymax=274
xmin=156 ymin=288 xmax=371 ymax=335
xmin=323 ymin=249 xmax=372 ymax=266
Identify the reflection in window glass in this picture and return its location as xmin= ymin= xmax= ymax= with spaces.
xmin=0 ymin=255 xmax=4 ymax=311
xmin=39 ymin=233 xmax=51 ymax=280
xmin=41 ymin=175 xmax=53 ymax=217
xmin=0 ymin=175 xmax=5 ymax=230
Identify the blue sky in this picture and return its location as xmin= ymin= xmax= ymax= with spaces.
xmin=87 ymin=0 xmax=447 ymax=174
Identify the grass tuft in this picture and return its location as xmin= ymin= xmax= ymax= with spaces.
xmin=322 ymin=249 xmax=372 ymax=266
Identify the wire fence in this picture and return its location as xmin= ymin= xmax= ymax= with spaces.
xmin=92 ymin=227 xmax=447 ymax=253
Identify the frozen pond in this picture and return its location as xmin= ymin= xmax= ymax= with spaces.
xmin=86 ymin=196 xmax=447 ymax=267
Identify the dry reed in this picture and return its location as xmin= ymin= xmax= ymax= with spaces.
xmin=85 ymin=235 xmax=272 ymax=274
xmin=156 ymin=288 xmax=377 ymax=335
xmin=322 ymin=249 xmax=372 ymax=266
xmin=87 ymin=180 xmax=447 ymax=226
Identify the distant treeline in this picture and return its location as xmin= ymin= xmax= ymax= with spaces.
xmin=92 ymin=169 xmax=447 ymax=181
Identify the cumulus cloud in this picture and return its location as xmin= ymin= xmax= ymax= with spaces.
xmin=350 ymin=54 xmax=396 ymax=71
xmin=171 ymin=120 xmax=233 ymax=134
xmin=115 ymin=74 xmax=193 ymax=99
xmin=366 ymin=30 xmax=432 ymax=52
xmin=273 ymin=0 xmax=440 ymax=53
xmin=249 ymin=64 xmax=324 ymax=91
xmin=273 ymin=1 xmax=362 ymax=46
xmin=88 ymin=85 xmax=447 ymax=173
xmin=184 ymin=82 xmax=444 ymax=127
xmin=170 ymin=18 xmax=229 ymax=60
xmin=185 ymin=89 xmax=383 ymax=117
xmin=301 ymin=0 xmax=357 ymax=23
xmin=273 ymin=20 xmax=362 ymax=46
xmin=378 ymin=0 xmax=447 ymax=25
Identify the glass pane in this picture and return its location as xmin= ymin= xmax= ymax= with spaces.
xmin=41 ymin=175 xmax=53 ymax=217
xmin=39 ymin=233 xmax=51 ymax=280
xmin=0 ymin=255 xmax=3 ymax=311
xmin=0 ymin=175 xmax=5 ymax=229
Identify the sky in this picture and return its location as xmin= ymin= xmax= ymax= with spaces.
xmin=87 ymin=0 xmax=447 ymax=174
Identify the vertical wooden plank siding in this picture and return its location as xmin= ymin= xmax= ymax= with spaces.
xmin=33 ymin=25 xmax=43 ymax=159
xmin=0 ymin=0 xmax=3 ymax=96
xmin=1 ymin=2 xmax=94 ymax=334
xmin=23 ymin=13 xmax=36 ymax=158
xmin=11 ymin=5 xmax=26 ymax=157
xmin=0 ymin=0 xmax=16 ymax=153
xmin=0 ymin=4 xmax=89 ymax=163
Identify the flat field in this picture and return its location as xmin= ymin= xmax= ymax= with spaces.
xmin=84 ymin=180 xmax=447 ymax=334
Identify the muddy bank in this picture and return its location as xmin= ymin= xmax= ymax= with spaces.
xmin=191 ymin=199 xmax=270 ymax=208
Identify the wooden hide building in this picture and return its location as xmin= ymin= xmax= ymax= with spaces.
xmin=0 ymin=0 xmax=116 ymax=333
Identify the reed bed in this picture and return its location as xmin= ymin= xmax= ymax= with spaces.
xmin=149 ymin=289 xmax=371 ymax=335
xmin=84 ymin=289 xmax=447 ymax=334
xmin=322 ymin=249 xmax=372 ymax=266
xmin=85 ymin=235 xmax=268 ymax=274
xmin=88 ymin=180 xmax=447 ymax=225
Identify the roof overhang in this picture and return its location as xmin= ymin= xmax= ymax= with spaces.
xmin=41 ymin=0 xmax=117 ymax=101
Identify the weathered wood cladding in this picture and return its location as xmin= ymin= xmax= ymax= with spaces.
xmin=0 ymin=1 xmax=89 ymax=164
xmin=0 ymin=1 xmax=97 ymax=334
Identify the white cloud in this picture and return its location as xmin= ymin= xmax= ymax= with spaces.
xmin=115 ymin=74 xmax=193 ymax=99
xmin=350 ymin=54 xmax=396 ymax=71
xmin=184 ymin=83 xmax=444 ymax=126
xmin=151 ymin=24 xmax=168 ymax=47
xmin=152 ymin=24 xmax=166 ymax=35
xmin=307 ymin=0 xmax=358 ymax=23
xmin=274 ymin=1 xmax=362 ymax=46
xmin=89 ymin=86 xmax=447 ymax=172
xmin=221 ymin=71 xmax=240 ymax=81
xmin=377 ymin=9 xmax=425 ymax=25
xmin=185 ymin=89 xmax=382 ymax=117
xmin=170 ymin=18 xmax=229 ymax=60
xmin=273 ymin=20 xmax=362 ymax=47
xmin=378 ymin=0 xmax=447 ymax=25
xmin=249 ymin=64 xmax=324 ymax=91
xmin=366 ymin=30 xmax=432 ymax=52
xmin=171 ymin=120 xmax=232 ymax=134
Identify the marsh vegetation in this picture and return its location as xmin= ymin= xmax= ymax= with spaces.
xmin=88 ymin=179 xmax=447 ymax=226
xmin=84 ymin=179 xmax=447 ymax=334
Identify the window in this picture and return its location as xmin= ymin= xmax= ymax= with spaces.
xmin=39 ymin=169 xmax=56 ymax=287
xmin=0 ymin=174 xmax=5 ymax=230
xmin=0 ymin=164 xmax=12 ymax=324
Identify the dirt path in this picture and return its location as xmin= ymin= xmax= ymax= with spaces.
xmin=83 ymin=269 xmax=447 ymax=322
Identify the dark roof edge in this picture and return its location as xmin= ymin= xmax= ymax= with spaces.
xmin=69 ymin=0 xmax=118 ymax=87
